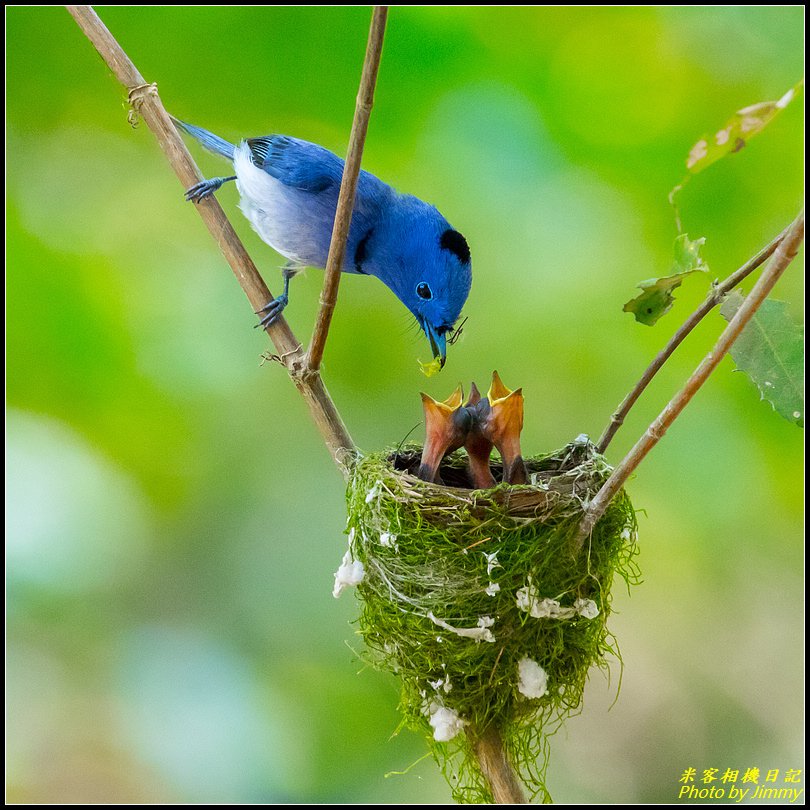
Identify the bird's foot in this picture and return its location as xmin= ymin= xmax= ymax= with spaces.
xmin=184 ymin=176 xmax=228 ymax=203
xmin=255 ymin=294 xmax=289 ymax=329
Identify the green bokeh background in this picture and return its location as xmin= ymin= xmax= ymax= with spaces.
xmin=7 ymin=6 xmax=803 ymax=804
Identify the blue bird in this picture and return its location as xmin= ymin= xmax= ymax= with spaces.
xmin=173 ymin=118 xmax=472 ymax=369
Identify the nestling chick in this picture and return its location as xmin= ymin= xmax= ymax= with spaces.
xmin=418 ymin=373 xmax=529 ymax=487
xmin=418 ymin=385 xmax=472 ymax=484
xmin=463 ymin=382 xmax=497 ymax=490
xmin=478 ymin=371 xmax=529 ymax=485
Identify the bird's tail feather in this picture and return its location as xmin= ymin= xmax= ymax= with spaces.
xmin=171 ymin=117 xmax=235 ymax=160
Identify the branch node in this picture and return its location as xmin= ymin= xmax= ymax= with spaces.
xmin=647 ymin=420 xmax=666 ymax=442
xmin=288 ymin=356 xmax=319 ymax=385
xmin=126 ymin=81 xmax=158 ymax=127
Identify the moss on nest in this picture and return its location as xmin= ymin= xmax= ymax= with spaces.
xmin=344 ymin=437 xmax=640 ymax=803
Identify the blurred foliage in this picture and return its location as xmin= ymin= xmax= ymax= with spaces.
xmin=7 ymin=6 xmax=803 ymax=804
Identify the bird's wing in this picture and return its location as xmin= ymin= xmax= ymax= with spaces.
xmin=246 ymin=136 xmax=342 ymax=194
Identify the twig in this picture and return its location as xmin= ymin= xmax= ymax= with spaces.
xmin=467 ymin=726 xmax=528 ymax=804
xmin=595 ymin=226 xmax=788 ymax=454
xmin=66 ymin=5 xmax=354 ymax=468
xmin=306 ymin=6 xmax=388 ymax=372
xmin=578 ymin=210 xmax=804 ymax=549
xmin=68 ymin=6 xmax=527 ymax=803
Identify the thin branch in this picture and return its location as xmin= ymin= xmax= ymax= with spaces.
xmin=66 ymin=5 xmax=354 ymax=467
xmin=596 ymin=226 xmax=788 ymax=454
xmin=467 ymin=727 xmax=528 ymax=804
xmin=68 ymin=7 xmax=527 ymax=801
xmin=306 ymin=6 xmax=388 ymax=372
xmin=578 ymin=210 xmax=804 ymax=549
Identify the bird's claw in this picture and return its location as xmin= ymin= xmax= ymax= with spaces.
xmin=255 ymin=294 xmax=288 ymax=329
xmin=184 ymin=178 xmax=224 ymax=203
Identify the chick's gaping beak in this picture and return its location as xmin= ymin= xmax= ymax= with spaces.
xmin=423 ymin=321 xmax=447 ymax=368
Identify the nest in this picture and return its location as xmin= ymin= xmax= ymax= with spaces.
xmin=343 ymin=437 xmax=639 ymax=803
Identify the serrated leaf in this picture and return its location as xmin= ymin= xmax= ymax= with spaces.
xmin=624 ymin=234 xmax=709 ymax=325
xmin=720 ymin=291 xmax=804 ymax=427
xmin=685 ymin=80 xmax=803 ymax=175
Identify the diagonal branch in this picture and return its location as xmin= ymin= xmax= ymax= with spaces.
xmin=596 ymin=226 xmax=788 ymax=454
xmin=307 ymin=6 xmax=388 ymax=372
xmin=67 ymin=7 xmax=526 ymax=802
xmin=578 ymin=210 xmax=804 ymax=549
xmin=66 ymin=5 xmax=354 ymax=468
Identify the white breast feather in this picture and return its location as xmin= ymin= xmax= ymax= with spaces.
xmin=232 ymin=142 xmax=310 ymax=267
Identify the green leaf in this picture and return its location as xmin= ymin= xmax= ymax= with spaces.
xmin=624 ymin=234 xmax=709 ymax=325
xmin=720 ymin=291 xmax=804 ymax=427
xmin=685 ymin=80 xmax=803 ymax=175
xmin=417 ymin=356 xmax=443 ymax=377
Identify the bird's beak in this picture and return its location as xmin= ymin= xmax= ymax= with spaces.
xmin=423 ymin=322 xmax=447 ymax=368
xmin=418 ymin=386 xmax=466 ymax=483
xmin=485 ymin=371 xmax=528 ymax=484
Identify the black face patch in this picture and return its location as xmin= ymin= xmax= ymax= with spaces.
xmin=440 ymin=229 xmax=471 ymax=265
xmin=354 ymin=227 xmax=374 ymax=274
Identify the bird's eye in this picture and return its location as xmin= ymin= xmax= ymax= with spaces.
xmin=416 ymin=282 xmax=433 ymax=300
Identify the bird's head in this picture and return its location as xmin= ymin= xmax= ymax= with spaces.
xmin=369 ymin=196 xmax=472 ymax=370
xmin=411 ymin=225 xmax=472 ymax=370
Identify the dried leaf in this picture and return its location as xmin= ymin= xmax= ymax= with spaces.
xmin=624 ymin=234 xmax=709 ymax=326
xmin=685 ymin=81 xmax=803 ymax=175
xmin=720 ymin=291 xmax=804 ymax=427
